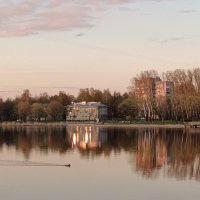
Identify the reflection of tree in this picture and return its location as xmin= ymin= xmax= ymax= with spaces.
xmin=135 ymin=128 xmax=167 ymax=178
xmin=166 ymin=132 xmax=200 ymax=180
xmin=67 ymin=126 xmax=137 ymax=159
xmin=134 ymin=128 xmax=200 ymax=181
xmin=68 ymin=126 xmax=138 ymax=158
xmin=1 ymin=126 xmax=200 ymax=181
xmin=0 ymin=126 xmax=71 ymax=159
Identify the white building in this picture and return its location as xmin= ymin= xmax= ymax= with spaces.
xmin=66 ymin=102 xmax=108 ymax=122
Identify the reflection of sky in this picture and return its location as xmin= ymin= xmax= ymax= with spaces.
xmin=1 ymin=126 xmax=200 ymax=179
xmin=0 ymin=127 xmax=200 ymax=199
xmin=0 ymin=140 xmax=200 ymax=200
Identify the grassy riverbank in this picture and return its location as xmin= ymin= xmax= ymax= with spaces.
xmin=0 ymin=121 xmax=185 ymax=128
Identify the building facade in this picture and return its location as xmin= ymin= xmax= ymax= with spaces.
xmin=135 ymin=77 xmax=171 ymax=98
xmin=66 ymin=102 xmax=108 ymax=122
xmin=156 ymin=81 xmax=171 ymax=97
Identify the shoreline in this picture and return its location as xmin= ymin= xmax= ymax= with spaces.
xmin=0 ymin=122 xmax=185 ymax=129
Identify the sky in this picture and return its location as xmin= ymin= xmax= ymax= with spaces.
xmin=0 ymin=0 xmax=200 ymax=99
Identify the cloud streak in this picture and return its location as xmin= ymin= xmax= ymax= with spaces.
xmin=151 ymin=36 xmax=194 ymax=44
xmin=179 ymin=9 xmax=198 ymax=14
xmin=0 ymin=0 xmax=133 ymax=37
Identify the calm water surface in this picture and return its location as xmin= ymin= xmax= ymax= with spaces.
xmin=0 ymin=126 xmax=200 ymax=200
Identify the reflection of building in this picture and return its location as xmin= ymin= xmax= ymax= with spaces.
xmin=68 ymin=125 xmax=106 ymax=150
xmin=155 ymin=139 xmax=167 ymax=168
xmin=136 ymin=130 xmax=167 ymax=176
xmin=66 ymin=102 xmax=108 ymax=122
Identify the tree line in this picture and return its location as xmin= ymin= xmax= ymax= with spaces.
xmin=0 ymin=67 xmax=200 ymax=122
xmin=0 ymin=88 xmax=128 ymax=122
xmin=129 ymin=68 xmax=200 ymax=121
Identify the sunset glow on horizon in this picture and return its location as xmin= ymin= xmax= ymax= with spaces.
xmin=0 ymin=0 xmax=200 ymax=99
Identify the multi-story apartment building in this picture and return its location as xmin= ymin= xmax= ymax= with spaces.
xmin=156 ymin=81 xmax=171 ymax=97
xmin=135 ymin=77 xmax=171 ymax=98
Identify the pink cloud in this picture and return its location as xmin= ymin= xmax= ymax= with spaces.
xmin=0 ymin=0 xmax=92 ymax=36
xmin=0 ymin=0 xmax=137 ymax=37
xmin=0 ymin=0 xmax=164 ymax=37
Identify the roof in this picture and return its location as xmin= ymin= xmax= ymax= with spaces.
xmin=68 ymin=102 xmax=107 ymax=108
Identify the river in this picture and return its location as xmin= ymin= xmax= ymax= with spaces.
xmin=0 ymin=125 xmax=199 ymax=200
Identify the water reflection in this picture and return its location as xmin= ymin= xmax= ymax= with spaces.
xmin=0 ymin=126 xmax=71 ymax=159
xmin=0 ymin=126 xmax=200 ymax=180
xmin=135 ymin=128 xmax=200 ymax=180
